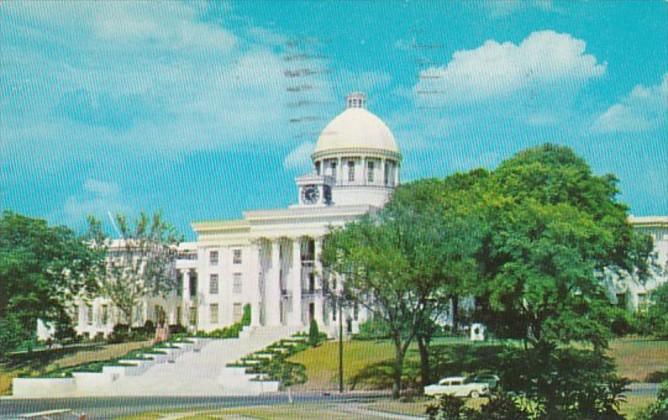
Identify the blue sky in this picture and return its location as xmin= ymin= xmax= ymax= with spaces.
xmin=1 ymin=0 xmax=667 ymax=238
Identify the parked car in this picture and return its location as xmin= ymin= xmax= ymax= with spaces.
xmin=466 ymin=373 xmax=500 ymax=390
xmin=424 ymin=376 xmax=490 ymax=398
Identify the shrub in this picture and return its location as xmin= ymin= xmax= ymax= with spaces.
xmin=355 ymin=317 xmax=391 ymax=340
xmin=609 ymin=309 xmax=638 ymax=337
xmin=646 ymin=371 xmax=668 ymax=383
xmin=635 ymin=381 xmax=668 ymax=420
xmin=169 ymin=324 xmax=186 ymax=335
xmin=0 ymin=315 xmax=26 ymax=358
xmin=308 ymin=319 xmax=320 ymax=347
xmin=143 ymin=320 xmax=156 ymax=334
xmin=241 ymin=304 xmax=251 ymax=326
xmin=107 ymin=323 xmax=129 ymax=343
xmin=425 ymin=394 xmax=470 ymax=419
xmin=426 ymin=392 xmax=532 ymax=420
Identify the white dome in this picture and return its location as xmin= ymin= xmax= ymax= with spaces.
xmin=312 ymin=107 xmax=400 ymax=158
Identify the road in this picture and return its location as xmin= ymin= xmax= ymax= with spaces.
xmin=0 ymin=385 xmax=659 ymax=419
xmin=0 ymin=392 xmax=390 ymax=419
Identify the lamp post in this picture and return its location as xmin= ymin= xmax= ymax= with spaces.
xmin=338 ymin=297 xmax=344 ymax=393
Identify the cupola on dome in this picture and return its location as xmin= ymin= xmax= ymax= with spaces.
xmin=312 ymin=92 xmax=400 ymax=161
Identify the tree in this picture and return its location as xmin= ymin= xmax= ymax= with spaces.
xmin=87 ymin=212 xmax=182 ymax=329
xmin=0 ymin=211 xmax=102 ymax=355
xmin=385 ymin=174 xmax=487 ymax=389
xmin=477 ymin=144 xmax=653 ymax=349
xmin=643 ymin=282 xmax=668 ymax=338
xmin=308 ymin=319 xmax=320 ymax=347
xmin=322 ymin=216 xmax=425 ymax=399
xmin=470 ymin=145 xmax=651 ymax=418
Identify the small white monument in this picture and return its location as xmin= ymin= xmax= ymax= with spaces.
xmin=470 ymin=323 xmax=486 ymax=341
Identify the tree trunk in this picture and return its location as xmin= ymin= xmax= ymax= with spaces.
xmin=451 ymin=295 xmax=459 ymax=333
xmin=392 ymin=335 xmax=405 ymax=399
xmin=417 ymin=334 xmax=431 ymax=390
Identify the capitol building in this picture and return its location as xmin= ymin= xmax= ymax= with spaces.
xmin=68 ymin=92 xmax=668 ymax=340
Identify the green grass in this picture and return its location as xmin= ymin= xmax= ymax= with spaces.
xmin=289 ymin=337 xmax=668 ymax=391
xmin=608 ymin=338 xmax=668 ymax=382
xmin=288 ymin=336 xmax=498 ymax=390
xmin=0 ymin=340 xmax=152 ymax=395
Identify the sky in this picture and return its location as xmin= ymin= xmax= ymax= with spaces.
xmin=1 ymin=0 xmax=667 ymax=239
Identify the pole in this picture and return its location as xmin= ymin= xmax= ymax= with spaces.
xmin=338 ymin=298 xmax=344 ymax=393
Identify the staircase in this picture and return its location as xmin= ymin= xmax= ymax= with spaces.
xmin=82 ymin=326 xmax=303 ymax=396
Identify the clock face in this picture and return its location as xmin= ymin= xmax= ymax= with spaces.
xmin=302 ymin=185 xmax=320 ymax=204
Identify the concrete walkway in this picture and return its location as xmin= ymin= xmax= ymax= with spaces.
xmin=74 ymin=326 xmax=301 ymax=396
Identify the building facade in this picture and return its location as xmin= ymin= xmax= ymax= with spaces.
xmin=68 ymin=93 xmax=667 ymax=339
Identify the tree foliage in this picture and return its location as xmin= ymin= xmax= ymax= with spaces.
xmin=87 ymin=212 xmax=182 ymax=327
xmin=0 ymin=211 xmax=102 ymax=355
xmin=476 ymin=144 xmax=653 ymax=348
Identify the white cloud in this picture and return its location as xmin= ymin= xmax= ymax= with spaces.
xmin=283 ymin=142 xmax=315 ymax=170
xmin=63 ymin=179 xmax=131 ymax=227
xmin=592 ymin=73 xmax=668 ymax=133
xmin=414 ymin=30 xmax=606 ymax=105
xmin=1 ymin=1 xmax=338 ymax=163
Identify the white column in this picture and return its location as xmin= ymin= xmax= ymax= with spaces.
xmin=249 ymin=243 xmax=261 ymax=327
xmin=395 ymin=161 xmax=400 ymax=186
xmin=266 ymin=239 xmax=282 ymax=326
xmin=362 ymin=156 xmax=367 ymax=186
xmin=290 ymin=238 xmax=303 ymax=326
xmin=314 ymin=238 xmax=324 ymax=326
xmin=337 ymin=157 xmax=342 ymax=185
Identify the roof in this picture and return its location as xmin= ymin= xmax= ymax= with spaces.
xmin=312 ymin=107 xmax=400 ymax=158
xmin=629 ymin=216 xmax=668 ymax=227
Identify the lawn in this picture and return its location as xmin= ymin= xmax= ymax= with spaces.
xmin=289 ymin=337 xmax=668 ymax=391
xmin=0 ymin=340 xmax=151 ymax=395
xmin=121 ymin=404 xmax=355 ymax=420
xmin=608 ymin=338 xmax=668 ymax=382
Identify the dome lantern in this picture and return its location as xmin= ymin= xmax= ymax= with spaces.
xmin=346 ymin=92 xmax=367 ymax=109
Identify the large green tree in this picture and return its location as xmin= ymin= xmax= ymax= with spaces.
xmin=476 ymin=144 xmax=653 ymax=349
xmin=0 ymin=211 xmax=102 ymax=355
xmin=383 ymin=174 xmax=487 ymax=388
xmin=87 ymin=212 xmax=182 ymax=328
xmin=322 ymin=215 xmax=424 ymax=399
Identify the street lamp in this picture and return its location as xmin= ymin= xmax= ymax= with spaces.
xmin=338 ymin=296 xmax=344 ymax=393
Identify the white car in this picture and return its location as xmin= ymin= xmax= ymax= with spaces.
xmin=424 ymin=376 xmax=489 ymax=398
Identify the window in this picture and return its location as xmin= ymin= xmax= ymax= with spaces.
xmin=189 ymin=271 xmax=198 ymax=297
xmin=616 ymin=292 xmax=627 ymax=308
xmin=315 ymin=161 xmax=321 ymax=175
xmin=209 ymin=250 xmax=219 ymax=265
xmin=176 ymin=306 xmax=182 ymax=325
xmin=353 ymin=301 xmax=359 ymax=321
xmin=638 ymin=293 xmax=648 ymax=310
xmin=209 ymin=274 xmax=219 ymax=294
xmin=367 ymin=161 xmax=374 ymax=183
xmin=348 ymin=160 xmax=355 ymax=182
xmin=308 ymin=272 xmax=315 ymax=292
xmin=189 ymin=306 xmax=197 ymax=326
xmin=101 ymin=305 xmax=108 ymax=325
xmin=86 ymin=305 xmax=93 ymax=326
xmin=330 ymin=161 xmax=337 ymax=177
xmin=233 ymin=273 xmax=243 ymax=294
xmin=233 ymin=303 xmax=243 ymax=322
xmin=177 ymin=271 xmax=183 ymax=296
xmin=384 ymin=161 xmax=390 ymax=185
xmin=233 ymin=249 xmax=242 ymax=264
xmin=210 ymin=304 xmax=219 ymax=324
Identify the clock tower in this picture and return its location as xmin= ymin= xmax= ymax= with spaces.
xmin=293 ymin=173 xmax=334 ymax=207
